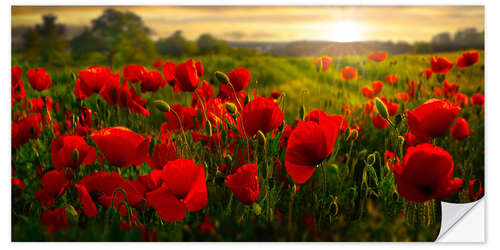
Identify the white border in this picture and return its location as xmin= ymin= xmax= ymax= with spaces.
xmin=3 ymin=0 xmax=497 ymax=249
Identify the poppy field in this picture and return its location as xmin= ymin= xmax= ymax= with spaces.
xmin=11 ymin=50 xmax=484 ymax=241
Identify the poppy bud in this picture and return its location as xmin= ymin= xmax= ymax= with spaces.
xmin=153 ymin=100 xmax=171 ymax=113
xmin=349 ymin=129 xmax=359 ymax=141
xmin=225 ymin=102 xmax=237 ymax=114
xmin=375 ymin=97 xmax=389 ymax=120
xmin=65 ymin=205 xmax=79 ymax=225
xmin=72 ymin=149 xmax=79 ymax=163
xmin=344 ymin=127 xmax=351 ymax=141
xmin=255 ymin=130 xmax=266 ymax=145
xmin=215 ymin=71 xmax=230 ymax=84
xmin=367 ymin=153 xmax=376 ymax=166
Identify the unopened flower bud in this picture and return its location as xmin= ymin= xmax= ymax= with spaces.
xmin=225 ymin=102 xmax=237 ymax=114
xmin=349 ymin=129 xmax=359 ymax=141
xmin=215 ymin=71 xmax=230 ymax=84
xmin=153 ymin=100 xmax=171 ymax=113
xmin=375 ymin=97 xmax=389 ymax=120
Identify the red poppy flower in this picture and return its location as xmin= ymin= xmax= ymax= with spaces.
xmin=173 ymin=59 xmax=200 ymax=92
xmin=433 ymin=87 xmax=443 ymax=98
xmin=153 ymin=59 xmax=163 ymax=69
xmin=12 ymin=114 xmax=41 ymax=148
xmin=240 ymin=96 xmax=284 ymax=137
xmin=304 ymin=110 xmax=348 ymax=133
xmin=128 ymin=84 xmax=151 ymax=116
xmin=146 ymin=141 xmax=179 ymax=170
xmin=79 ymin=171 xmax=143 ymax=213
xmin=392 ymin=143 xmax=463 ymax=202
xmin=385 ymin=74 xmax=398 ymax=86
xmin=225 ymin=163 xmax=259 ymax=205
xmin=131 ymin=169 xmax=163 ymax=196
xmin=27 ymin=68 xmax=51 ymax=91
xmin=406 ymin=99 xmax=460 ymax=139
xmin=40 ymin=207 xmax=68 ymax=232
xmin=91 ymin=127 xmax=151 ymax=167
xmin=146 ymin=159 xmax=208 ymax=222
xmin=456 ymin=50 xmax=480 ymax=68
xmin=406 ymin=80 xmax=416 ymax=98
xmin=421 ymin=68 xmax=433 ymax=80
xmin=364 ymin=101 xmax=374 ymax=117
xmin=362 ymin=86 xmax=375 ymax=99
xmin=24 ymin=97 xmax=52 ymax=114
xmin=372 ymin=81 xmax=383 ymax=94
xmin=12 ymin=66 xmax=26 ymax=105
xmin=12 ymin=65 xmax=22 ymax=84
xmin=314 ymin=56 xmax=333 ymax=72
xmin=443 ymin=80 xmax=458 ymax=98
xmin=450 ymin=117 xmax=473 ymax=140
xmin=192 ymin=80 xmax=214 ymax=107
xmin=285 ymin=119 xmax=338 ymax=184
xmin=75 ymin=184 xmax=98 ymax=218
xmin=75 ymin=66 xmax=112 ymax=98
xmin=395 ymin=92 xmax=409 ymax=103
xmin=162 ymin=62 xmax=177 ymax=86
xmin=453 ymin=93 xmax=469 ymax=107
xmin=123 ymin=64 xmax=147 ymax=83
xmin=227 ymin=68 xmax=251 ymax=91
xmin=76 ymin=107 xmax=93 ymax=136
xmin=97 ymin=73 xmax=121 ymax=105
xmin=12 ymin=177 xmax=24 ymax=190
xmin=51 ymin=135 xmax=96 ymax=170
xmin=200 ymin=214 xmax=214 ymax=233
xmin=468 ymin=179 xmax=483 ymax=202
xmin=195 ymin=61 xmax=204 ymax=77
xmin=164 ymin=104 xmax=204 ymax=132
xmin=35 ymin=170 xmax=72 ymax=206
xmin=367 ymin=51 xmax=387 ymax=62
xmin=372 ymin=114 xmax=389 ymax=129
xmin=280 ymin=125 xmax=293 ymax=148
xmin=386 ymin=101 xmax=399 ymax=116
xmin=340 ymin=66 xmax=358 ymax=80
xmin=470 ymin=93 xmax=484 ymax=107
xmin=140 ymin=70 xmax=166 ymax=93
xmin=430 ymin=56 xmax=453 ymax=74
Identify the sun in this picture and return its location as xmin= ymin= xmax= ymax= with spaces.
xmin=329 ymin=20 xmax=364 ymax=42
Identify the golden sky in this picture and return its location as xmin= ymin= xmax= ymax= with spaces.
xmin=11 ymin=6 xmax=484 ymax=42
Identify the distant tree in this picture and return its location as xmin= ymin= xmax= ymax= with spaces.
xmin=431 ymin=32 xmax=452 ymax=44
xmin=70 ymin=8 xmax=157 ymax=69
xmin=413 ymin=41 xmax=433 ymax=54
xmin=454 ymin=28 xmax=483 ymax=45
xmin=197 ymin=33 xmax=229 ymax=54
xmin=156 ymin=30 xmax=197 ymax=57
xmin=21 ymin=14 xmax=68 ymax=64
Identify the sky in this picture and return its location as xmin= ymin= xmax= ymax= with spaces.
xmin=11 ymin=6 xmax=484 ymax=43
